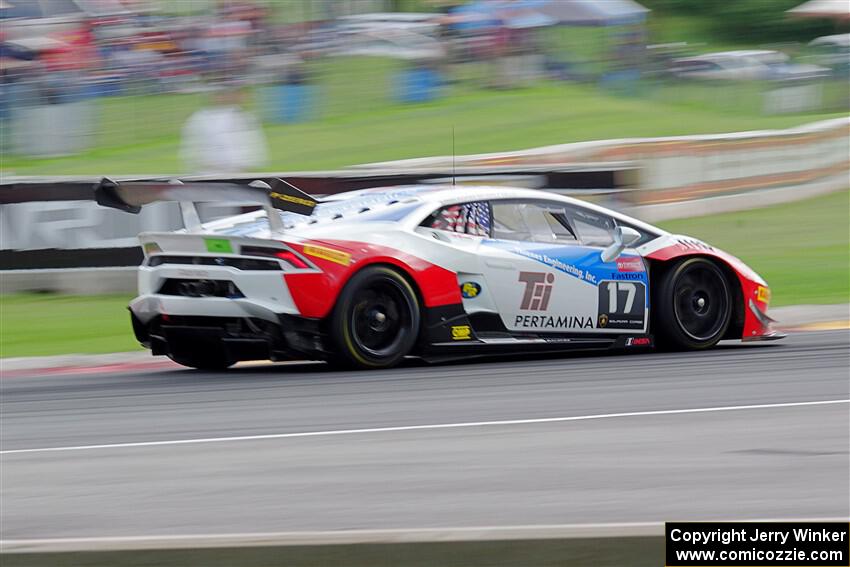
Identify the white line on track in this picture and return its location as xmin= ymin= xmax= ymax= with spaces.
xmin=2 ymin=399 xmax=847 ymax=456
xmin=5 ymin=519 xmax=849 ymax=552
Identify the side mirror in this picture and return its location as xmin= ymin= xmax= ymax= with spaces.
xmin=600 ymin=226 xmax=641 ymax=263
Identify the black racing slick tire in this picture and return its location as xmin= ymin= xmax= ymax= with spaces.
xmin=329 ymin=266 xmax=420 ymax=369
xmin=655 ymin=258 xmax=732 ymax=350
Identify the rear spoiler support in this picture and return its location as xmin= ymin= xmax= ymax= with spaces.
xmin=94 ymin=178 xmax=319 ymax=234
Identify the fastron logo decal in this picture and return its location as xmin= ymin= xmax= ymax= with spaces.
xmin=518 ymin=272 xmax=555 ymax=310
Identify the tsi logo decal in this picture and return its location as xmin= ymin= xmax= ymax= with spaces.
xmin=461 ymin=282 xmax=482 ymax=299
xmin=518 ymin=272 xmax=555 ymax=310
xmin=515 ymin=272 xmax=592 ymax=329
xmin=451 ymin=325 xmax=472 ymax=340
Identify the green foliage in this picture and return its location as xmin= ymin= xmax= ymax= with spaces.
xmin=709 ymin=0 xmax=835 ymax=44
xmin=643 ymin=0 xmax=837 ymax=44
xmin=641 ymin=0 xmax=714 ymax=16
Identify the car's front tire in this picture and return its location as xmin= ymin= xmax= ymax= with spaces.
xmin=329 ymin=266 xmax=420 ymax=369
xmin=655 ymin=258 xmax=732 ymax=350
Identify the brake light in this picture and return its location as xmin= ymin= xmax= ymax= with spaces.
xmin=241 ymin=245 xmax=310 ymax=269
xmin=274 ymin=250 xmax=309 ymax=269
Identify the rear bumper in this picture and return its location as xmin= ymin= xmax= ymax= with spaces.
xmin=130 ymin=294 xmax=292 ymax=326
xmin=130 ymin=297 xmax=328 ymax=363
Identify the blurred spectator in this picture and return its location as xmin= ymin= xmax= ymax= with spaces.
xmin=180 ymin=85 xmax=268 ymax=174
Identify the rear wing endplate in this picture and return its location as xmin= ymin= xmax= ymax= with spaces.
xmin=94 ymin=178 xmax=319 ymax=234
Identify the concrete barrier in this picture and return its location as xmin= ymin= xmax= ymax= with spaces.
xmin=0 ymin=268 xmax=136 ymax=295
xmin=360 ymin=117 xmax=850 ymax=213
xmin=628 ymin=172 xmax=847 ymax=223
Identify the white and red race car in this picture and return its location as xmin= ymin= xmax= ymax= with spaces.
xmin=96 ymin=178 xmax=783 ymax=370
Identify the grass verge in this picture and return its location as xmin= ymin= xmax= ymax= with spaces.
xmin=659 ymin=190 xmax=849 ymax=307
xmin=0 ymin=294 xmax=139 ymax=358
xmin=1 ymin=191 xmax=847 ymax=358
xmin=3 ymin=78 xmax=845 ymax=176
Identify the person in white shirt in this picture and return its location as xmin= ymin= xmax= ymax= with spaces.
xmin=180 ymin=86 xmax=269 ymax=174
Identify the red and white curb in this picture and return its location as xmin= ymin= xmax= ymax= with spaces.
xmin=1 ymin=352 xmax=179 ymax=378
xmin=0 ymin=352 xmax=300 ymax=378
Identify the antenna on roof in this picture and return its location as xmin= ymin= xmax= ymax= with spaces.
xmin=452 ymin=126 xmax=456 ymax=188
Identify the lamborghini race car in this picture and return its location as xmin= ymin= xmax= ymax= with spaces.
xmin=95 ymin=178 xmax=783 ymax=370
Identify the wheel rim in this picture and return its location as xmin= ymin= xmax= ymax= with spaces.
xmin=350 ymin=279 xmax=412 ymax=359
xmin=672 ymin=263 xmax=729 ymax=342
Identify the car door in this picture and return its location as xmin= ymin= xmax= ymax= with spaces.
xmin=478 ymin=199 xmax=648 ymax=335
xmin=563 ymin=205 xmax=649 ymax=334
xmin=413 ymin=200 xmax=500 ymax=319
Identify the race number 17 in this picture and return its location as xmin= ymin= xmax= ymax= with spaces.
xmin=605 ymin=281 xmax=637 ymax=314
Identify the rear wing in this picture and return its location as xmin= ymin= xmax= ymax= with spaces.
xmin=94 ymin=178 xmax=319 ymax=233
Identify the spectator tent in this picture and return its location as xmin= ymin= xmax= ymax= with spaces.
xmin=0 ymin=0 xmax=82 ymax=18
xmin=538 ymin=0 xmax=649 ymax=26
xmin=0 ymin=0 xmax=126 ymax=18
xmin=449 ymin=0 xmax=650 ymax=27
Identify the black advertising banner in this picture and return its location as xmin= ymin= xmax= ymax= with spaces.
xmin=666 ymin=522 xmax=849 ymax=567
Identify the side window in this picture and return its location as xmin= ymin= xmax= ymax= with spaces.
xmin=422 ymin=201 xmax=491 ymax=236
xmin=566 ymin=207 xmax=617 ymax=247
xmin=491 ymin=201 xmax=577 ymax=244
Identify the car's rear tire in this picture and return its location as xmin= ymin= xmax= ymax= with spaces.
xmin=329 ymin=266 xmax=420 ymax=369
xmin=655 ymin=258 xmax=732 ymax=350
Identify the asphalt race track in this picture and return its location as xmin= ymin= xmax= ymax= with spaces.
xmin=1 ymin=331 xmax=848 ymax=540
